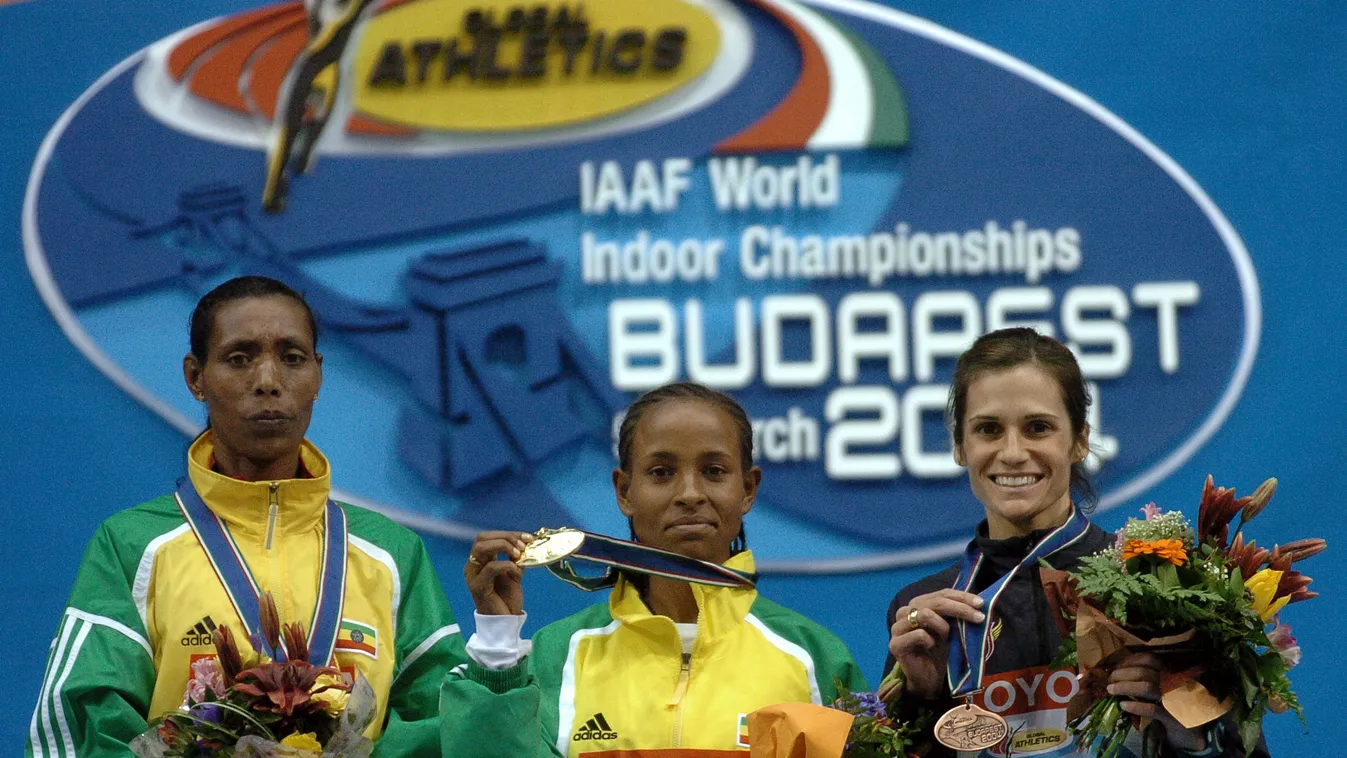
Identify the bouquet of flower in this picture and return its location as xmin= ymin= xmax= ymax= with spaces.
xmin=744 ymin=669 xmax=928 ymax=758
xmin=1041 ymin=476 xmax=1322 ymax=758
xmin=130 ymin=594 xmax=375 ymax=757
xmin=831 ymin=670 xmax=930 ymax=758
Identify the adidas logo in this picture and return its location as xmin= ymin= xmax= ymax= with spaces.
xmin=572 ymin=712 xmax=618 ymax=742
xmin=180 ymin=616 xmax=218 ymax=647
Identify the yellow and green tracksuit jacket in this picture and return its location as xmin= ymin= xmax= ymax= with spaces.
xmin=440 ymin=552 xmax=866 ymax=757
xmin=26 ymin=433 xmax=466 ymax=757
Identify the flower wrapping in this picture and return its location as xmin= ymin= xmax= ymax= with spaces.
xmin=747 ymin=702 xmax=854 ymax=758
xmin=746 ymin=671 xmax=929 ymax=758
xmin=1043 ymin=476 xmax=1321 ymax=758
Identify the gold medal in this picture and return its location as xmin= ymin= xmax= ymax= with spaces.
xmin=934 ymin=700 xmax=1009 ymax=752
xmin=517 ymin=527 xmax=586 ymax=568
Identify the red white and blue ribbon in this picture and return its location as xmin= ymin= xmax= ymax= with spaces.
xmin=545 ymin=531 xmax=757 ymax=591
xmin=947 ymin=506 xmax=1091 ymax=695
xmin=175 ymin=477 xmax=347 ymax=665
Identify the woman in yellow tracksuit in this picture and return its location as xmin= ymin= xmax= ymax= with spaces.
xmin=442 ymin=382 xmax=866 ymax=757
xmin=26 ymin=276 xmax=465 ymax=757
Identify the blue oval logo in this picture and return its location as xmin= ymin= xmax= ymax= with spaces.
xmin=25 ymin=0 xmax=1257 ymax=572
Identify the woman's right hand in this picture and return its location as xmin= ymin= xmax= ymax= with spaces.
xmin=464 ymin=531 xmax=533 ymax=616
xmin=888 ymin=589 xmax=986 ymax=699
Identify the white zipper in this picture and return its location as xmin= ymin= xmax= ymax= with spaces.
xmin=264 ymin=482 xmax=279 ymax=550
xmin=669 ymin=652 xmax=692 ymax=746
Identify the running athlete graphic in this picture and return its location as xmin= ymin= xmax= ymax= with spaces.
xmin=262 ymin=0 xmax=379 ymax=213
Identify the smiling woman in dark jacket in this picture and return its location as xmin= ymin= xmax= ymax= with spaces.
xmin=883 ymin=328 xmax=1268 ymax=758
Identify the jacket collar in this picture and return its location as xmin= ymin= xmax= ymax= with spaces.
xmin=608 ymin=551 xmax=758 ymax=643
xmin=969 ymin=514 xmax=1104 ymax=588
xmin=185 ymin=431 xmax=331 ymax=539
xmin=974 ymin=519 xmax=1066 ymax=558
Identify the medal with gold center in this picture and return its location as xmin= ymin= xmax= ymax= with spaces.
xmin=513 ymin=527 xmax=757 ymax=591
xmin=517 ymin=527 xmax=586 ymax=568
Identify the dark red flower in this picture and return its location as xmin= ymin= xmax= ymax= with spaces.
xmin=1225 ymin=533 xmax=1270 ymax=580
xmin=282 ymin=621 xmax=311 ymax=664
xmin=1198 ymin=475 xmax=1259 ymax=549
xmin=259 ymin=592 xmax=282 ymax=655
xmin=1261 ymin=548 xmax=1317 ymax=605
xmin=211 ymin=625 xmax=244 ymax=686
xmin=1197 ymin=476 xmax=1234 ymax=548
xmin=1278 ymin=571 xmax=1315 ymax=604
xmin=1277 ymin=538 xmax=1327 ymax=564
xmin=233 ymin=659 xmax=338 ymax=717
xmin=1239 ymin=478 xmax=1277 ymax=525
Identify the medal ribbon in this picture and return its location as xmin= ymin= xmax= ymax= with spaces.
xmin=544 ymin=531 xmax=757 ymax=591
xmin=946 ymin=507 xmax=1090 ymax=695
xmin=176 ymin=477 xmax=348 ymax=665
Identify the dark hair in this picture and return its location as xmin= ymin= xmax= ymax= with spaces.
xmin=189 ymin=276 xmax=319 ymax=362
xmin=617 ymin=381 xmax=754 ymax=554
xmin=948 ymin=327 xmax=1096 ymax=506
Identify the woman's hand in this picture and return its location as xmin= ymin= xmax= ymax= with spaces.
xmin=1108 ymin=652 xmax=1208 ymax=752
xmin=464 ymin=531 xmax=533 ymax=616
xmin=888 ymin=589 xmax=986 ymax=699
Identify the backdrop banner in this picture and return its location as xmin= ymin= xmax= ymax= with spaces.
xmin=25 ymin=0 xmax=1254 ymax=570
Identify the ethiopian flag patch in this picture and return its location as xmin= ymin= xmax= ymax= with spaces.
xmin=335 ymin=618 xmax=377 ymax=659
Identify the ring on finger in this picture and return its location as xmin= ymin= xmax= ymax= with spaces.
xmin=468 ymin=555 xmax=482 ymax=566
xmin=907 ymin=607 xmax=921 ymax=631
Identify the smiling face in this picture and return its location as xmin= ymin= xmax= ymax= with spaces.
xmin=613 ymin=398 xmax=761 ymax=563
xmin=955 ymin=363 xmax=1089 ymax=539
xmin=183 ymin=295 xmax=322 ymax=481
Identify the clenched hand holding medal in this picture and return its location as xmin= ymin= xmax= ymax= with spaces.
xmin=466 ymin=527 xmax=758 ymax=615
xmin=891 ymin=586 xmax=1009 ymax=753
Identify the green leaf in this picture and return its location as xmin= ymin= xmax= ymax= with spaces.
xmin=1256 ymin=650 xmax=1288 ymax=681
xmin=1157 ymin=562 xmax=1179 ymax=589
xmin=208 ymin=700 xmax=278 ymax=740
xmin=1239 ymin=713 xmax=1264 ymax=754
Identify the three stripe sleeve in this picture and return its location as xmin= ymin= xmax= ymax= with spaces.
xmin=26 ymin=520 xmax=157 ymax=758
xmin=26 ymin=609 xmax=156 ymax=758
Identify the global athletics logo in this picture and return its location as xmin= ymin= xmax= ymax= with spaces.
xmin=25 ymin=0 xmax=1258 ymax=572
xmin=263 ymin=0 xmax=713 ymax=211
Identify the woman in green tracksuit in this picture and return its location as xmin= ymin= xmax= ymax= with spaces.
xmin=26 ymin=277 xmax=465 ymax=758
xmin=441 ymin=382 xmax=866 ymax=757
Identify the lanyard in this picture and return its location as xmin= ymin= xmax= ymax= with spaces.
xmin=544 ymin=531 xmax=758 ymax=591
xmin=175 ymin=477 xmax=347 ymax=665
xmin=947 ymin=507 xmax=1090 ymax=695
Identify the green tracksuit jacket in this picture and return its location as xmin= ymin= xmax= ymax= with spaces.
xmin=26 ymin=437 xmax=466 ymax=757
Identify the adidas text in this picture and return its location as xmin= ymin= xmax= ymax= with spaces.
xmin=572 ymin=713 xmax=618 ymax=741
xmin=180 ymin=616 xmax=217 ymax=647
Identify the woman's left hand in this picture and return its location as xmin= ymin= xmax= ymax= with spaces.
xmin=1107 ymin=652 xmax=1207 ymax=752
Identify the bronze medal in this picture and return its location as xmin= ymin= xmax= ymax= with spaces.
xmin=517 ymin=527 xmax=586 ymax=568
xmin=934 ymin=701 xmax=1009 ymax=752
